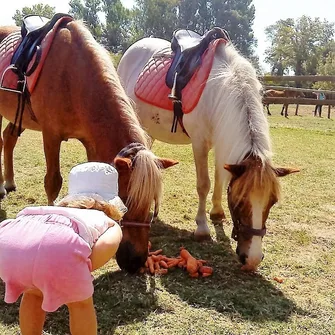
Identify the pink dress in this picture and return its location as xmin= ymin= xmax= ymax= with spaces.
xmin=0 ymin=206 xmax=113 ymax=312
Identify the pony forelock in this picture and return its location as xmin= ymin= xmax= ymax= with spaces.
xmin=126 ymin=150 xmax=162 ymax=220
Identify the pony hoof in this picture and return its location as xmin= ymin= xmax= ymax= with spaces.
xmin=210 ymin=213 xmax=225 ymax=223
xmin=194 ymin=229 xmax=212 ymax=242
xmin=194 ymin=234 xmax=212 ymax=242
xmin=0 ymin=192 xmax=7 ymax=200
xmin=5 ymin=186 xmax=16 ymax=193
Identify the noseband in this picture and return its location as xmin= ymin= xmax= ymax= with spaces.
xmin=120 ymin=221 xmax=151 ymax=229
xmin=231 ymin=220 xmax=266 ymax=241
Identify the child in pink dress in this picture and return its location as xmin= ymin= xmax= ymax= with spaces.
xmin=0 ymin=162 xmax=126 ymax=335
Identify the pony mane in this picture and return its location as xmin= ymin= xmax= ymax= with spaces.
xmin=126 ymin=150 xmax=163 ymax=220
xmin=68 ymin=21 xmax=149 ymax=147
xmin=203 ymin=42 xmax=273 ymax=183
xmin=232 ymin=157 xmax=281 ymax=207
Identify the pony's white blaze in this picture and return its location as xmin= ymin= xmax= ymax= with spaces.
xmin=248 ymin=195 xmax=266 ymax=266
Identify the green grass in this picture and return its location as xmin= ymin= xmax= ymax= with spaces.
xmin=0 ymin=105 xmax=334 ymax=334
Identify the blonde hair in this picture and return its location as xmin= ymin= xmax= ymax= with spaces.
xmin=56 ymin=194 xmax=124 ymax=221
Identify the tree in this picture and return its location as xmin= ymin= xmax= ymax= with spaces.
xmin=313 ymin=48 xmax=335 ymax=90
xmin=102 ymin=0 xmax=132 ymax=53
xmin=265 ymin=16 xmax=335 ymax=79
xmin=69 ymin=0 xmax=103 ymax=41
xmin=132 ymin=0 xmax=257 ymax=58
xmin=133 ymin=0 xmax=179 ymax=40
xmin=12 ymin=4 xmax=56 ymax=26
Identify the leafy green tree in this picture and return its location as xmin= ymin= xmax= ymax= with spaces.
xmin=132 ymin=0 xmax=257 ymax=58
xmin=102 ymin=0 xmax=132 ymax=53
xmin=134 ymin=0 xmax=178 ymax=39
xmin=265 ymin=16 xmax=335 ymax=77
xmin=12 ymin=4 xmax=56 ymax=26
xmin=313 ymin=48 xmax=335 ymax=90
xmin=69 ymin=0 xmax=103 ymax=41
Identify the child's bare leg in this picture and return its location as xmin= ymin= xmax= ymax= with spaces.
xmin=19 ymin=289 xmax=46 ymax=335
xmin=67 ymin=297 xmax=97 ymax=335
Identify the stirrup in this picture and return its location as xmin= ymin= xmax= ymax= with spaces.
xmin=0 ymin=65 xmax=26 ymax=94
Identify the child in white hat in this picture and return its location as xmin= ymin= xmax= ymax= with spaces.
xmin=0 ymin=162 xmax=125 ymax=335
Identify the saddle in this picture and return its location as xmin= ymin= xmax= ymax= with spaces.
xmin=166 ymin=27 xmax=230 ymax=133
xmin=0 ymin=13 xmax=73 ymax=135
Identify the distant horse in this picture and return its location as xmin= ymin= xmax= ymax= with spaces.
xmin=0 ymin=20 xmax=178 ymax=273
xmin=118 ymin=36 xmax=299 ymax=271
xmin=263 ymin=89 xmax=305 ymax=117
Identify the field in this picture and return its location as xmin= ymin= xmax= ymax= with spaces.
xmin=0 ymin=105 xmax=334 ymax=335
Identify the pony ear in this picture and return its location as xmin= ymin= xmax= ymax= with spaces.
xmin=273 ymin=167 xmax=300 ymax=177
xmin=114 ymin=157 xmax=132 ymax=171
xmin=157 ymin=158 xmax=179 ymax=169
xmin=224 ymin=163 xmax=246 ymax=178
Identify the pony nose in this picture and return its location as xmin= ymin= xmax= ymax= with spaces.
xmin=116 ymin=242 xmax=147 ymax=273
xmin=239 ymin=253 xmax=247 ymax=265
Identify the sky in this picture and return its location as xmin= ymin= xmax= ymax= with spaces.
xmin=1 ymin=0 xmax=334 ymax=70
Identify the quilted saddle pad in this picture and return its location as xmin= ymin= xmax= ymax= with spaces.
xmin=135 ymin=38 xmax=226 ymax=114
xmin=0 ymin=16 xmax=72 ymax=94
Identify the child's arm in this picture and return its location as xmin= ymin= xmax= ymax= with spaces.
xmin=90 ymin=223 xmax=122 ymax=271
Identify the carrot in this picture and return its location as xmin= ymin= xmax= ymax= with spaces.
xmin=178 ymin=259 xmax=186 ymax=268
xmin=159 ymin=260 xmax=168 ymax=269
xmin=167 ymin=259 xmax=180 ymax=268
xmin=201 ymin=272 xmax=212 ymax=278
xmin=273 ymin=277 xmax=284 ymax=283
xmin=147 ymin=256 xmax=155 ymax=274
xmin=154 ymin=261 xmax=161 ymax=271
xmin=148 ymin=241 xmax=152 ymax=250
xmin=149 ymin=249 xmax=163 ymax=256
xmin=151 ymin=255 xmax=163 ymax=262
xmin=199 ymin=266 xmax=213 ymax=275
xmin=189 ymin=272 xmax=199 ymax=278
xmin=180 ymin=248 xmax=199 ymax=274
xmin=156 ymin=269 xmax=168 ymax=275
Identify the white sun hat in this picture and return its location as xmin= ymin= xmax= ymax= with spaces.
xmin=68 ymin=162 xmax=127 ymax=213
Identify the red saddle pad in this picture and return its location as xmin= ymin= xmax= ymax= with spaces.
xmin=135 ymin=38 xmax=226 ymax=114
xmin=0 ymin=16 xmax=73 ymax=94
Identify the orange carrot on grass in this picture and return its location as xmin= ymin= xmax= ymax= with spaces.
xmin=180 ymin=248 xmax=199 ymax=274
xmin=149 ymin=249 xmax=163 ymax=256
xmin=147 ymin=256 xmax=155 ymax=274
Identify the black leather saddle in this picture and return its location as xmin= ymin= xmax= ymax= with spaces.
xmin=11 ymin=13 xmax=72 ymax=78
xmin=165 ymin=27 xmax=229 ymax=133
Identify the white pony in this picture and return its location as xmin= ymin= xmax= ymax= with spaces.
xmin=118 ymin=36 xmax=298 ymax=271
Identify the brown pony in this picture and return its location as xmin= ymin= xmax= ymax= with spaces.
xmin=264 ymin=89 xmax=305 ymax=117
xmin=0 ymin=21 xmax=177 ymax=273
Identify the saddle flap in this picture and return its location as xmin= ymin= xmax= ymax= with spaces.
xmin=22 ymin=15 xmax=51 ymax=36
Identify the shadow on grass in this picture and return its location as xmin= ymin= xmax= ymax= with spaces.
xmin=0 ymin=217 xmax=307 ymax=334
xmin=152 ymin=218 xmax=307 ymax=322
xmin=0 ymin=271 xmax=157 ymax=335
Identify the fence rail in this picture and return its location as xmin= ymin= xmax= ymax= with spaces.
xmin=260 ymin=75 xmax=335 ymax=82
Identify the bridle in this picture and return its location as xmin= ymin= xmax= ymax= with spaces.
xmin=227 ymin=185 xmax=267 ymax=241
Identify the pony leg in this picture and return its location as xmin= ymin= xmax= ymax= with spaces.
xmin=3 ymin=123 xmax=20 ymax=193
xmin=280 ymin=105 xmax=284 ymax=116
xmin=210 ymin=161 xmax=225 ymax=223
xmin=285 ymin=104 xmax=289 ymax=117
xmin=42 ymin=133 xmax=63 ymax=205
xmin=266 ymin=105 xmax=271 ymax=116
xmin=192 ymin=140 xmax=211 ymax=241
xmin=0 ymin=117 xmax=6 ymax=199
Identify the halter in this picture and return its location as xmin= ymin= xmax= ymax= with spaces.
xmin=231 ymin=220 xmax=266 ymax=241
xmin=227 ymin=185 xmax=267 ymax=241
